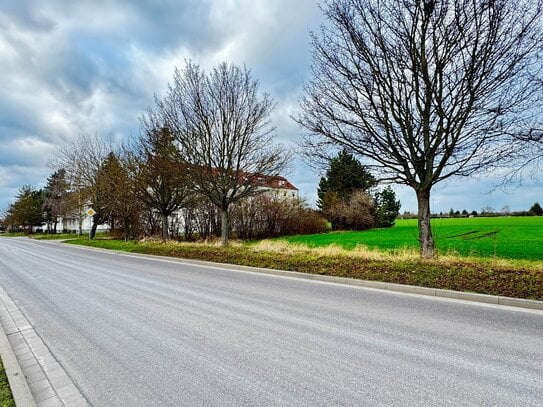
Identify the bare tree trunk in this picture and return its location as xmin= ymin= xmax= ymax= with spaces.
xmin=78 ymin=212 xmax=82 ymax=236
xmin=90 ymin=219 xmax=98 ymax=240
xmin=220 ymin=208 xmax=229 ymax=246
xmin=124 ymin=219 xmax=129 ymax=242
xmin=183 ymin=209 xmax=194 ymax=241
xmin=161 ymin=213 xmax=169 ymax=241
xmin=53 ymin=220 xmax=58 ymax=234
xmin=416 ymin=189 xmax=434 ymax=258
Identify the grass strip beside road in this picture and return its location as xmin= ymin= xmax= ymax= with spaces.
xmin=31 ymin=233 xmax=83 ymax=240
xmin=65 ymin=238 xmax=543 ymax=301
xmin=0 ymin=359 xmax=15 ymax=407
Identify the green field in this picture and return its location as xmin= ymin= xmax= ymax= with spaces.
xmin=281 ymin=217 xmax=543 ymax=260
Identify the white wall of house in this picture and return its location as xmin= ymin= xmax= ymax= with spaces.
xmin=255 ymin=186 xmax=299 ymax=199
xmin=61 ymin=216 xmax=110 ymax=233
xmin=38 ymin=215 xmax=110 ymax=233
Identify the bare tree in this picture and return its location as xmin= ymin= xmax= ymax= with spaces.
xmin=297 ymin=0 xmax=543 ymax=257
xmin=50 ymin=134 xmax=111 ymax=238
xmin=155 ymin=61 xmax=288 ymax=245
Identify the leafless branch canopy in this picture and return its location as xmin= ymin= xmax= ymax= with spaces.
xmin=148 ymin=61 xmax=288 ymax=210
xmin=49 ymin=133 xmax=112 ymax=190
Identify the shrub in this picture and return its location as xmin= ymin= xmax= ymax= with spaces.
xmin=231 ymin=195 xmax=327 ymax=239
xmin=325 ymin=190 xmax=376 ymax=230
xmin=280 ymin=205 xmax=328 ymax=236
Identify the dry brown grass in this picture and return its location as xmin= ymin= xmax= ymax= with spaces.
xmin=253 ymin=239 xmax=418 ymax=260
xmin=253 ymin=239 xmax=543 ymax=272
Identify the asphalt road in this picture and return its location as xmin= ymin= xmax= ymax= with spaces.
xmin=0 ymin=238 xmax=542 ymax=406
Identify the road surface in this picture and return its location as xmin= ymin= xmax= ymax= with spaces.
xmin=0 ymin=237 xmax=541 ymax=406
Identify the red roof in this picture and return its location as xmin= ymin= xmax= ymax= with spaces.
xmin=199 ymin=167 xmax=298 ymax=191
xmin=253 ymin=175 xmax=298 ymax=191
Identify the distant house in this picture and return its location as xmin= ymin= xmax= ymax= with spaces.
xmin=203 ymin=168 xmax=299 ymax=200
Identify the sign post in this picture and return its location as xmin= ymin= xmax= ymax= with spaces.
xmin=85 ymin=208 xmax=96 ymax=240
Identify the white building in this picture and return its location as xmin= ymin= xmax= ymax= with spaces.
xmin=38 ymin=211 xmax=110 ymax=234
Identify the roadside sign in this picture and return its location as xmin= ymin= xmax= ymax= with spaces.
xmin=86 ymin=208 xmax=96 ymax=217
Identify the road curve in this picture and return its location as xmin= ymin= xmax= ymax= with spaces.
xmin=0 ymin=237 xmax=541 ymax=406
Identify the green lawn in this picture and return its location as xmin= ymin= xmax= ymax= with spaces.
xmin=281 ymin=217 xmax=543 ymax=260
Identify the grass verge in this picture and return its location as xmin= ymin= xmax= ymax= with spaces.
xmin=0 ymin=232 xmax=106 ymax=240
xmin=0 ymin=233 xmax=26 ymax=238
xmin=65 ymin=238 xmax=543 ymax=301
xmin=30 ymin=233 xmax=84 ymax=240
xmin=0 ymin=359 xmax=15 ymax=407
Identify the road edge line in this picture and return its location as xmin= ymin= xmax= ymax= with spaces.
xmin=57 ymin=241 xmax=543 ymax=312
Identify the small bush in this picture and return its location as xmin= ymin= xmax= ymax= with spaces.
xmin=231 ymin=195 xmax=327 ymax=239
xmin=325 ymin=190 xmax=376 ymax=230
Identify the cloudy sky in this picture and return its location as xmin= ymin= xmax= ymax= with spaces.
xmin=1 ymin=0 xmax=541 ymax=215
